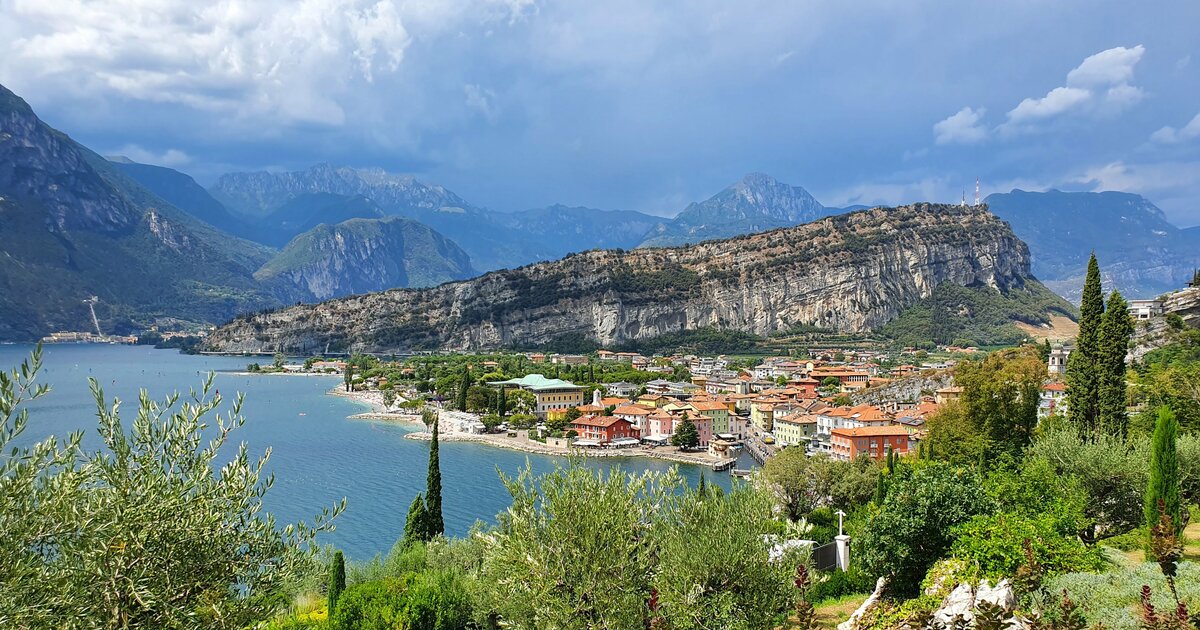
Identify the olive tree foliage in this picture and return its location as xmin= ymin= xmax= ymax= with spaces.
xmin=0 ymin=349 xmax=343 ymax=629
xmin=476 ymin=460 xmax=799 ymax=629
xmin=759 ymin=449 xmax=881 ymax=520
xmin=653 ymin=485 xmax=801 ymax=630
xmin=1026 ymin=424 xmax=1149 ymax=543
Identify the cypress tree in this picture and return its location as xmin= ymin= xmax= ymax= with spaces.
xmin=455 ymin=369 xmax=470 ymax=411
xmin=886 ymin=446 xmax=896 ymax=474
xmin=917 ymin=441 xmax=926 ymax=460
xmin=874 ymin=472 xmax=887 ymax=505
xmin=496 ymin=386 xmax=507 ymax=417
xmin=1067 ymin=253 xmax=1105 ymax=436
xmin=327 ymin=550 xmax=346 ymax=614
xmin=403 ymin=493 xmax=429 ymax=546
xmin=697 ymin=474 xmax=707 ymax=498
xmin=1097 ymin=291 xmax=1134 ymax=436
xmin=1144 ymin=406 xmax=1182 ymax=535
xmin=425 ymin=417 xmax=445 ymax=537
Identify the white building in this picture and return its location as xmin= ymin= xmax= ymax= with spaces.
xmin=1128 ymin=299 xmax=1165 ymax=321
xmin=1048 ymin=344 xmax=1071 ymax=375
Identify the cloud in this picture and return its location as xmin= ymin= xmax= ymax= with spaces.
xmin=3 ymin=0 xmax=413 ymax=126
xmin=1072 ymin=160 xmax=1200 ymax=200
xmin=1001 ymin=45 xmax=1145 ymax=130
xmin=933 ymin=107 xmax=988 ymax=144
xmin=110 ymin=145 xmax=191 ymax=168
xmin=1006 ymin=87 xmax=1092 ymax=124
xmin=1065 ymin=45 xmax=1145 ymax=87
xmin=1150 ymin=112 xmax=1200 ymax=143
xmin=464 ymin=83 xmax=498 ymax=121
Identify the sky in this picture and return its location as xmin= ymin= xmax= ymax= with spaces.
xmin=2 ymin=1 xmax=1199 ymax=225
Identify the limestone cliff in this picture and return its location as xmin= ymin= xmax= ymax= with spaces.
xmin=206 ymin=203 xmax=1043 ymax=354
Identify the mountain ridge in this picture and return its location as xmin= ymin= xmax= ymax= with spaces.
xmin=205 ymin=202 xmax=1067 ymax=354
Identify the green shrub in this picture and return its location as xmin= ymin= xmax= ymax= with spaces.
xmin=1032 ymin=561 xmax=1200 ymax=630
xmin=807 ymin=566 xmax=875 ymax=603
xmin=948 ymin=511 xmax=1106 ymax=585
xmin=329 ymin=578 xmax=410 ymax=630
xmin=857 ymin=463 xmax=992 ymax=596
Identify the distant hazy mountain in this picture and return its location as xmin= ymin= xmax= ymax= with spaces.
xmin=209 ymin=164 xmax=546 ymax=270
xmin=255 ymin=193 xmax=386 ymax=247
xmin=494 ymin=204 xmax=660 ymax=255
xmin=256 ymin=217 xmax=476 ymax=301
xmin=0 ymin=83 xmax=280 ymax=339
xmin=639 ymin=173 xmax=829 ymax=247
xmin=110 ymin=158 xmax=255 ymax=240
xmin=986 ymin=189 xmax=1200 ymax=300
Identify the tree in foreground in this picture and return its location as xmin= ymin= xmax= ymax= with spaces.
xmin=1067 ymin=253 xmax=1104 ymax=435
xmin=0 ymin=349 xmax=342 ymax=628
xmin=478 ymin=461 xmax=801 ymax=629
xmin=858 ymin=462 xmax=991 ymax=596
xmin=1145 ymin=405 xmax=1183 ymax=538
xmin=402 ymin=493 xmax=429 ymax=547
xmin=328 ymin=550 xmax=346 ymax=615
xmin=424 ymin=417 xmax=445 ymax=538
xmin=1097 ymin=290 xmax=1134 ymax=436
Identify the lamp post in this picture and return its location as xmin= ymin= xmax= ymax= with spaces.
xmin=834 ymin=509 xmax=850 ymax=571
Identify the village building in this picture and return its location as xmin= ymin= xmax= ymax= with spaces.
xmin=602 ymin=381 xmax=640 ymax=398
xmin=687 ymin=400 xmax=731 ymax=435
xmin=772 ymin=412 xmax=818 ymax=447
xmin=934 ymin=386 xmax=963 ymax=405
xmin=569 ymin=415 xmax=640 ymax=446
xmin=830 ymin=425 xmax=910 ymax=461
xmin=487 ymin=374 xmax=586 ymax=418
xmin=1039 ymin=382 xmax=1068 ymax=419
xmin=1127 ymin=299 xmax=1165 ymax=321
xmin=1047 ymin=344 xmax=1071 ymax=375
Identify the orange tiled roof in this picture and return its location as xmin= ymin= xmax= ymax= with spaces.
xmin=831 ymin=425 xmax=910 ymax=437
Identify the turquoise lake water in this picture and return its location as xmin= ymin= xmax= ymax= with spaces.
xmin=1 ymin=344 xmax=741 ymax=560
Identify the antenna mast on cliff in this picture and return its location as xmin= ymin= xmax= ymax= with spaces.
xmin=961 ymin=189 xmax=966 ymax=207
xmin=974 ymin=177 xmax=981 ymax=207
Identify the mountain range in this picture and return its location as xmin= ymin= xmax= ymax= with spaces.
xmin=204 ymin=203 xmax=1072 ymax=353
xmin=2 ymin=78 xmax=1196 ymax=342
xmin=985 ymin=189 xmax=1200 ymax=302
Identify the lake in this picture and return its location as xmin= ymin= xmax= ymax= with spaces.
xmin=1 ymin=344 xmax=742 ymax=560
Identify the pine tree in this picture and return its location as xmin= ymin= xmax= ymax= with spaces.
xmin=327 ymin=550 xmax=346 ymax=614
xmin=1040 ymin=338 xmax=1052 ymax=363
xmin=1097 ymin=291 xmax=1134 ymax=436
xmin=1067 ymin=253 xmax=1105 ymax=436
xmin=671 ymin=415 xmax=700 ymax=450
xmin=455 ymin=369 xmax=470 ymax=412
xmin=402 ymin=493 xmax=429 ymax=546
xmin=343 ymin=362 xmax=354 ymax=392
xmin=424 ymin=417 xmax=445 ymax=537
xmin=1145 ymin=406 xmax=1183 ymax=536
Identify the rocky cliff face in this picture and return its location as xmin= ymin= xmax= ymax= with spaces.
xmin=255 ymin=216 xmax=475 ymax=300
xmin=1 ymin=86 xmax=140 ymax=233
xmin=207 ymin=203 xmax=1040 ymax=354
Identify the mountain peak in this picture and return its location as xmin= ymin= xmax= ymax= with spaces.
xmin=733 ymin=172 xmax=782 ymax=188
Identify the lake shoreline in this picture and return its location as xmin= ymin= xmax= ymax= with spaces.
xmin=325 ymin=388 xmax=737 ymax=469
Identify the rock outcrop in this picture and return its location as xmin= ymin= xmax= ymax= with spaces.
xmin=1130 ymin=286 xmax=1200 ymax=362
xmin=255 ymin=216 xmax=476 ymax=300
xmin=206 ymin=203 xmax=1052 ymax=354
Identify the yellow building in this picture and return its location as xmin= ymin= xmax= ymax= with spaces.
xmin=488 ymin=374 xmax=585 ymax=419
xmin=772 ymin=413 xmax=818 ymax=447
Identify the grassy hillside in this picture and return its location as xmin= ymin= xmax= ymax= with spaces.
xmin=880 ymin=280 xmax=1076 ymax=348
